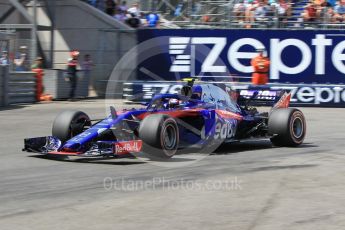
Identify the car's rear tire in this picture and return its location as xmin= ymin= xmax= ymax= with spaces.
xmin=52 ymin=110 xmax=91 ymax=142
xmin=268 ymin=108 xmax=306 ymax=147
xmin=139 ymin=114 xmax=179 ymax=159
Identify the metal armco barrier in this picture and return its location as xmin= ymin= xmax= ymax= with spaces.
xmin=0 ymin=65 xmax=9 ymax=106
xmin=123 ymin=82 xmax=345 ymax=108
xmin=1 ymin=67 xmax=90 ymax=106
xmin=8 ymin=72 xmax=37 ymax=104
xmin=0 ymin=66 xmax=37 ymax=106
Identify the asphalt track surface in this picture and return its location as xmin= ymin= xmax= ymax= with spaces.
xmin=0 ymin=100 xmax=345 ymax=230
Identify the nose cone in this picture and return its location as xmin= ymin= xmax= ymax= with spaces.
xmin=62 ymin=142 xmax=81 ymax=152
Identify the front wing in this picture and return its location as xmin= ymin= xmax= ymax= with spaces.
xmin=23 ymin=136 xmax=142 ymax=157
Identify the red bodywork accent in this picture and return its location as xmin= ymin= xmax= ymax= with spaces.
xmin=114 ymin=140 xmax=142 ymax=155
xmin=274 ymin=93 xmax=291 ymax=109
xmin=137 ymin=108 xmax=243 ymax=121
xmin=136 ymin=108 xmax=203 ymax=120
xmin=48 ymin=151 xmax=82 ymax=156
xmin=215 ymin=110 xmax=243 ymax=120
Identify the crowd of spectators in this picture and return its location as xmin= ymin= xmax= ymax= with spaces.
xmin=86 ymin=0 xmax=160 ymax=28
xmin=0 ymin=46 xmax=31 ymax=71
xmin=233 ymin=0 xmax=292 ymax=28
xmin=84 ymin=0 xmax=345 ymax=29
xmin=302 ymin=0 xmax=345 ymax=24
xmin=232 ymin=0 xmax=345 ymax=28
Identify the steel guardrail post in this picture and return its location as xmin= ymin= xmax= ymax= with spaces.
xmin=1 ymin=65 xmax=9 ymax=106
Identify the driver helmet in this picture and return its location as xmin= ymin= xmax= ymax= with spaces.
xmin=191 ymin=85 xmax=202 ymax=100
xmin=168 ymin=98 xmax=180 ymax=109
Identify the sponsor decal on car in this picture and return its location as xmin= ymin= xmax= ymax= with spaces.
xmin=114 ymin=140 xmax=143 ymax=155
xmin=214 ymin=120 xmax=237 ymax=139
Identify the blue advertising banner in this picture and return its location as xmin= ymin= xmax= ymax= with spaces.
xmin=137 ymin=29 xmax=345 ymax=84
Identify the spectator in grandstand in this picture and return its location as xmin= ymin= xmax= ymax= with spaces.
xmin=233 ymin=0 xmax=247 ymax=24
xmin=333 ymin=0 xmax=345 ymax=22
xmin=125 ymin=13 xmax=141 ymax=28
xmin=174 ymin=3 xmax=184 ymax=17
xmin=316 ymin=0 xmax=333 ymax=23
xmin=0 ymin=50 xmax=9 ymax=65
xmin=302 ymin=0 xmax=318 ymax=24
xmin=202 ymin=15 xmax=211 ymax=22
xmin=251 ymin=46 xmax=270 ymax=85
xmin=127 ymin=2 xmax=141 ymax=18
xmin=14 ymin=46 xmax=29 ymax=71
xmin=105 ymin=0 xmax=116 ymax=16
xmin=254 ymin=0 xmax=274 ymax=27
xmin=319 ymin=0 xmax=333 ymax=7
xmin=328 ymin=0 xmax=337 ymax=6
xmin=271 ymin=0 xmax=291 ymax=26
xmin=114 ymin=6 xmax=127 ymax=21
xmin=244 ymin=0 xmax=257 ymax=28
xmin=119 ymin=1 xmax=128 ymax=12
xmin=146 ymin=12 xmax=160 ymax=28
xmin=192 ymin=0 xmax=202 ymax=18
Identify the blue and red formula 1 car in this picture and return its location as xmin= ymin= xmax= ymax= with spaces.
xmin=23 ymin=80 xmax=306 ymax=159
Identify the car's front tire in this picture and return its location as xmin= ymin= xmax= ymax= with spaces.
xmin=139 ymin=114 xmax=179 ymax=159
xmin=52 ymin=110 xmax=91 ymax=142
xmin=268 ymin=108 xmax=306 ymax=147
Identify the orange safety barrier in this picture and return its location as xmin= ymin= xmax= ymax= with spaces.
xmin=32 ymin=68 xmax=43 ymax=101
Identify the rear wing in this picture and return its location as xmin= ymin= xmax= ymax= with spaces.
xmin=272 ymin=92 xmax=291 ymax=109
xmin=237 ymin=88 xmax=291 ymax=108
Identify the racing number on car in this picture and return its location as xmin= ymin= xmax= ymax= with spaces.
xmin=214 ymin=120 xmax=237 ymax=139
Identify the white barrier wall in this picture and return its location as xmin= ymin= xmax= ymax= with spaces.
xmin=44 ymin=69 xmax=89 ymax=99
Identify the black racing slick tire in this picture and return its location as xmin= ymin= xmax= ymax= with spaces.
xmin=268 ymin=108 xmax=306 ymax=147
xmin=52 ymin=110 xmax=91 ymax=142
xmin=139 ymin=114 xmax=179 ymax=159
